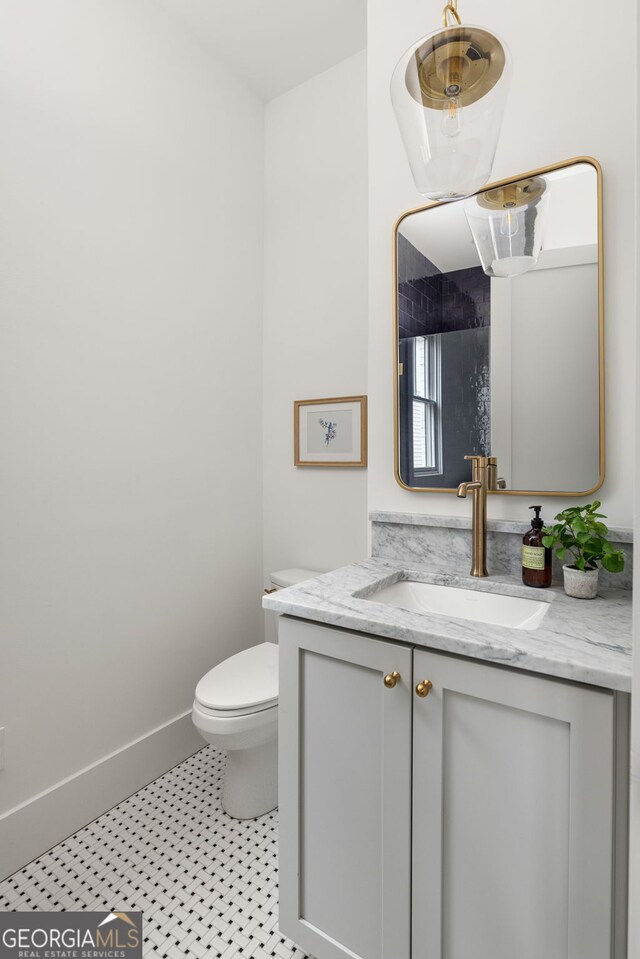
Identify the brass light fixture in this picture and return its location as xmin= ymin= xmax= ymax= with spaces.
xmin=464 ymin=176 xmax=550 ymax=277
xmin=390 ymin=0 xmax=512 ymax=202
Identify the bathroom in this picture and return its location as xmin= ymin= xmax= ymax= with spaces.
xmin=0 ymin=0 xmax=638 ymax=956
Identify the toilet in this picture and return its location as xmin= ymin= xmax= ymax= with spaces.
xmin=192 ymin=568 xmax=319 ymax=819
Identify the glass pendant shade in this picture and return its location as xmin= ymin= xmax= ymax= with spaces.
xmin=390 ymin=23 xmax=512 ymax=202
xmin=464 ymin=177 xmax=550 ymax=278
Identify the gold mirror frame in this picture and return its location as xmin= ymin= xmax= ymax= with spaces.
xmin=392 ymin=156 xmax=605 ymax=497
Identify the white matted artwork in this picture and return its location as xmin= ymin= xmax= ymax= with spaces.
xmin=294 ymin=396 xmax=367 ymax=467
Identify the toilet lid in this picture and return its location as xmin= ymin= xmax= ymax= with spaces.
xmin=195 ymin=643 xmax=279 ymax=712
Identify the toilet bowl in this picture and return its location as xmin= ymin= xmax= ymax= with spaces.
xmin=192 ymin=567 xmax=318 ymax=819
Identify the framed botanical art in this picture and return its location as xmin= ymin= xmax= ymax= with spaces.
xmin=294 ymin=396 xmax=368 ymax=467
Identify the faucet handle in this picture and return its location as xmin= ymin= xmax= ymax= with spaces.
xmin=464 ymin=454 xmax=491 ymax=471
xmin=463 ymin=454 xmax=488 ymax=483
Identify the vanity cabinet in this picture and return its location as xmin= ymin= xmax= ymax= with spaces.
xmin=278 ymin=617 xmax=628 ymax=959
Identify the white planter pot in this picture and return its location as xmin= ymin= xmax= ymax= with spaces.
xmin=562 ymin=564 xmax=599 ymax=600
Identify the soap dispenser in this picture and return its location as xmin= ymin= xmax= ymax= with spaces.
xmin=522 ymin=506 xmax=552 ymax=588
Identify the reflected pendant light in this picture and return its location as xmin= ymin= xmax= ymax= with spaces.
xmin=464 ymin=176 xmax=550 ymax=277
xmin=390 ymin=0 xmax=512 ymax=202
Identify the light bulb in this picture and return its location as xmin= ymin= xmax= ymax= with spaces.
xmin=500 ymin=205 xmax=518 ymax=237
xmin=441 ymin=96 xmax=462 ymax=138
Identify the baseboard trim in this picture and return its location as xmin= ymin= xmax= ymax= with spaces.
xmin=0 ymin=711 xmax=204 ymax=881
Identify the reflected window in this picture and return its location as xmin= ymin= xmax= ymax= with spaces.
xmin=412 ymin=335 xmax=441 ymax=473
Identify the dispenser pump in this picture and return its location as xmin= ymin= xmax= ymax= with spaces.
xmin=529 ymin=505 xmax=543 ymax=529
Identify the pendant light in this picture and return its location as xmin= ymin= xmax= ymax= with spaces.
xmin=390 ymin=0 xmax=512 ymax=202
xmin=464 ymin=177 xmax=550 ymax=277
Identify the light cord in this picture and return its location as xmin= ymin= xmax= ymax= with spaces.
xmin=442 ymin=1 xmax=462 ymax=26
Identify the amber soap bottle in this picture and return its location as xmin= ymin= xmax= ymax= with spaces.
xmin=522 ymin=505 xmax=552 ymax=588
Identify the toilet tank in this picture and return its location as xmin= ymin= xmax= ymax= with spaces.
xmin=270 ymin=568 xmax=320 ymax=590
xmin=265 ymin=568 xmax=320 ymax=644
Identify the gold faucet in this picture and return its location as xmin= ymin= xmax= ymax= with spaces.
xmin=457 ymin=455 xmax=506 ymax=577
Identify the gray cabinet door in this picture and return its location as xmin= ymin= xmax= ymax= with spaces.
xmin=412 ymin=649 xmax=615 ymax=959
xmin=279 ymin=617 xmax=413 ymax=959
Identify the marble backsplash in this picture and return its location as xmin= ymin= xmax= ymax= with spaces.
xmin=370 ymin=511 xmax=634 ymax=591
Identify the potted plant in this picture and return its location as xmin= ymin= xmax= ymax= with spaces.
xmin=542 ymin=502 xmax=624 ymax=599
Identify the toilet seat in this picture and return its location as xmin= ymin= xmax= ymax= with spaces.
xmin=195 ymin=642 xmax=278 ymax=716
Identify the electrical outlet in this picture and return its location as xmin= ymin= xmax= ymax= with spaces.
xmin=0 ymin=727 xmax=5 ymax=770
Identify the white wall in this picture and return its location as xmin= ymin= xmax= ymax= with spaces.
xmin=0 ymin=0 xmax=264 ymax=871
xmin=492 ymin=258 xmax=600 ymax=492
xmin=368 ymin=0 xmax=636 ymax=527
xmin=263 ymin=51 xmax=368 ymax=598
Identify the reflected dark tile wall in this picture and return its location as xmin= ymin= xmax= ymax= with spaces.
xmin=397 ymin=233 xmax=490 ymax=339
xmin=397 ymin=233 xmax=492 ymax=488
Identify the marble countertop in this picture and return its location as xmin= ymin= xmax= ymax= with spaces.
xmin=263 ymin=559 xmax=633 ymax=692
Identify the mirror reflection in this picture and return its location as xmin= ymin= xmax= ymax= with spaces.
xmin=395 ymin=160 xmax=602 ymax=494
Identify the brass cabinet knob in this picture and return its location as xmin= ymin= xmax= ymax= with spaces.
xmin=383 ymin=671 xmax=401 ymax=689
xmin=416 ymin=679 xmax=433 ymax=698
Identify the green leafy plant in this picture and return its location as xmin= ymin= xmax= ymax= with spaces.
xmin=542 ymin=502 xmax=625 ymax=573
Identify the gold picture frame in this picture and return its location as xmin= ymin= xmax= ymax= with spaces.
xmin=294 ymin=396 xmax=368 ymax=467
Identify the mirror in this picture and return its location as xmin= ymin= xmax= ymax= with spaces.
xmin=394 ymin=158 xmax=603 ymax=495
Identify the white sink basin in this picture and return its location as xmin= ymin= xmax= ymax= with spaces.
xmin=367 ymin=580 xmax=549 ymax=630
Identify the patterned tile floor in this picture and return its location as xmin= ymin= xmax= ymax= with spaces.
xmin=0 ymin=747 xmax=310 ymax=959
